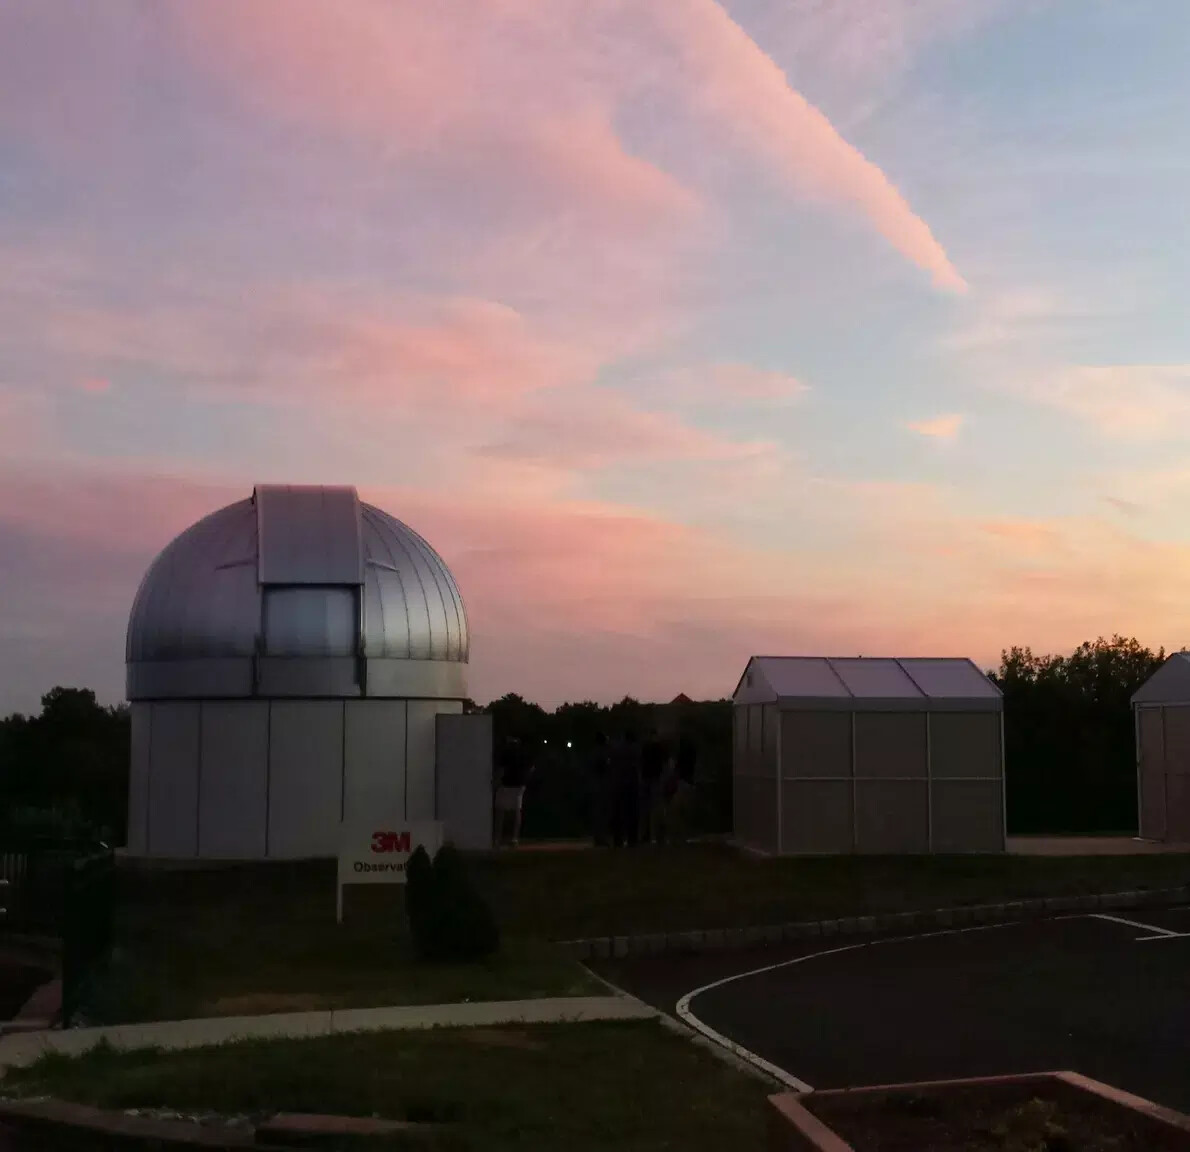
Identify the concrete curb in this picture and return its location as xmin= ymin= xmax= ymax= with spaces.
xmin=0 ymin=1097 xmax=457 ymax=1149
xmin=0 ymin=1097 xmax=256 ymax=1148
xmin=563 ymin=883 xmax=1190 ymax=961
xmin=766 ymin=1070 xmax=1190 ymax=1151
xmin=580 ymin=962 xmax=785 ymax=1090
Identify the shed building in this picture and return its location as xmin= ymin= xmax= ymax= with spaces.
xmin=125 ymin=484 xmax=491 ymax=860
xmin=1131 ymin=652 xmax=1190 ymax=843
xmin=733 ymin=656 xmax=1005 ymax=855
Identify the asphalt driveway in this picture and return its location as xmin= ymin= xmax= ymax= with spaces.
xmin=597 ymin=907 xmax=1190 ymax=1112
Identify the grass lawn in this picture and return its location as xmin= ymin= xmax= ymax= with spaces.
xmin=96 ymin=843 xmax=1190 ymax=1025
xmin=0 ymin=1019 xmax=769 ymax=1152
xmin=91 ymin=869 xmax=599 ymax=1024
xmin=472 ymin=842 xmax=1190 ymax=939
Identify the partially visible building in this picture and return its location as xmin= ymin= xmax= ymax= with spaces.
xmin=732 ymin=656 xmax=1005 ymax=855
xmin=1131 ymin=653 xmax=1190 ymax=843
xmin=125 ymin=484 xmax=490 ymax=859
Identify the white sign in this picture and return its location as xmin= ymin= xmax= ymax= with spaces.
xmin=336 ymin=820 xmax=443 ymax=923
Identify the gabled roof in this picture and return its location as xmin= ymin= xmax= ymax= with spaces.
xmin=1132 ymin=651 xmax=1190 ymax=706
xmin=733 ymin=656 xmax=1002 ymax=712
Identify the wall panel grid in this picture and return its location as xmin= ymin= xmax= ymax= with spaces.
xmin=779 ymin=710 xmax=1001 ymax=781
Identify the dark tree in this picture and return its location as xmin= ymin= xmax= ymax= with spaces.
xmin=993 ymin=636 xmax=1164 ymax=834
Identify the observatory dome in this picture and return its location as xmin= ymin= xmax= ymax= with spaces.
xmin=126 ymin=485 xmax=469 ymax=701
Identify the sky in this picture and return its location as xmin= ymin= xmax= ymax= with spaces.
xmin=3 ymin=0 xmax=1190 ymax=713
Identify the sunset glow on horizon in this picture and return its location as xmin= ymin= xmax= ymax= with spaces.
xmin=3 ymin=0 xmax=1190 ymax=713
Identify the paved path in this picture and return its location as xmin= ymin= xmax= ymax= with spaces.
xmin=1007 ymin=835 xmax=1190 ymax=855
xmin=599 ymin=907 xmax=1190 ymax=1112
xmin=0 ymin=995 xmax=656 ymax=1072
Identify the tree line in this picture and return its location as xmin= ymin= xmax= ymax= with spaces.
xmin=0 ymin=635 xmax=1169 ymax=845
xmin=992 ymin=635 xmax=1164 ymax=834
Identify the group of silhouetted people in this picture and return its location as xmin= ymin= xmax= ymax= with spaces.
xmin=492 ymin=726 xmax=698 ymax=848
xmin=589 ymin=727 xmax=696 ymax=847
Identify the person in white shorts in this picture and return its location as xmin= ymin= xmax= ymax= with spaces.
xmin=493 ymin=735 xmax=533 ymax=846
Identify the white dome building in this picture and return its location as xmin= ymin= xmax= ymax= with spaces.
xmin=125 ymin=484 xmax=484 ymax=859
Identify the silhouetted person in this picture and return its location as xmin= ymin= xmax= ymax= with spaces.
xmin=587 ymin=731 xmax=612 ymax=846
xmin=676 ymin=731 xmax=696 ymax=785
xmin=611 ymin=729 xmax=641 ymax=847
xmin=639 ymin=728 xmax=668 ymax=844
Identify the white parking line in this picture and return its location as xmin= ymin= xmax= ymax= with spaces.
xmin=674 ymin=921 xmax=1015 ymax=1093
xmin=1088 ymin=913 xmax=1190 ymax=940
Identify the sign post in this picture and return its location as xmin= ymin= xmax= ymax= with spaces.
xmin=336 ymin=821 xmax=443 ymax=923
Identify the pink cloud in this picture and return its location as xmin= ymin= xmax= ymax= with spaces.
xmin=476 ymin=387 xmax=778 ymax=470
xmin=77 ymin=377 xmax=111 ymax=394
xmin=0 ymin=388 xmax=55 ymax=458
xmin=172 ymin=0 xmax=958 ymax=290
xmin=641 ymin=0 xmax=966 ymax=291
xmin=640 ymin=363 xmax=808 ymax=405
xmin=0 ymin=461 xmax=243 ymax=555
xmin=906 ymin=412 xmax=964 ymax=440
xmin=170 ymin=2 xmax=698 ymax=233
xmin=38 ymin=291 xmax=597 ymax=409
xmin=1024 ymin=365 xmax=1190 ymax=440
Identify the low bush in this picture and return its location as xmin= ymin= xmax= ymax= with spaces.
xmin=405 ymin=843 xmax=500 ymax=963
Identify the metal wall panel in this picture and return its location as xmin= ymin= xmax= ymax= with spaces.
xmin=197 ymin=701 xmax=268 ymax=858
xmin=127 ymin=658 xmax=255 ymax=701
xmin=406 ymin=701 xmax=459 ymax=821
xmin=931 ymin=780 xmax=1003 ymax=852
xmin=854 ymin=780 xmax=929 ymax=853
xmin=436 ymin=712 xmax=493 ymax=851
xmin=781 ymin=780 xmax=852 ymax=854
xmin=929 ymin=712 xmax=1001 ymax=779
xmin=1164 ymin=705 xmax=1190 ymax=770
xmin=267 ymin=701 xmax=344 ymax=858
xmin=1164 ymin=709 xmax=1190 ymax=842
xmin=854 ymin=712 xmax=927 ymax=779
xmin=1139 ymin=764 xmax=1168 ymax=841
xmin=126 ymin=704 xmax=151 ymax=853
xmin=780 ymin=711 xmax=851 ymax=778
xmin=343 ymin=701 xmax=407 ymax=826
xmin=146 ymin=702 xmax=200 ymax=856
xmin=735 ymin=776 xmax=777 ymax=853
xmin=747 ymin=704 xmax=764 ymax=775
xmin=733 ymin=706 xmax=747 ymax=771
xmin=256 ymin=657 xmax=361 ymax=698
xmin=763 ymin=703 xmax=779 ymax=777
xmin=364 ymin=659 xmax=468 ymax=701
xmin=1167 ymin=772 xmax=1190 ymax=842
xmin=1138 ymin=707 xmax=1166 ymax=840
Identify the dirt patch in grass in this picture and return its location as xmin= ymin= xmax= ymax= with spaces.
xmin=455 ymin=1028 xmax=546 ymax=1051
xmin=807 ymin=1079 xmax=1190 ymax=1152
xmin=2 ymin=1020 xmax=768 ymax=1152
xmin=208 ymin=993 xmax=335 ymax=1016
